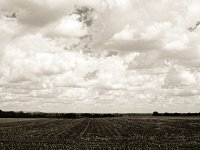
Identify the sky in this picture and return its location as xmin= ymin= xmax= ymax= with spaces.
xmin=0 ymin=0 xmax=200 ymax=113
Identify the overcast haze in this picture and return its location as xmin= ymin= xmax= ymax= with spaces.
xmin=0 ymin=0 xmax=200 ymax=113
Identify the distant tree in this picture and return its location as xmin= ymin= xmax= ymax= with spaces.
xmin=152 ymin=111 xmax=159 ymax=116
xmin=0 ymin=110 xmax=2 ymax=117
xmin=174 ymin=112 xmax=178 ymax=116
xmin=164 ymin=112 xmax=169 ymax=116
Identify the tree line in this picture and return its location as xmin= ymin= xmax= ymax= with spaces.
xmin=0 ymin=110 xmax=121 ymax=118
xmin=1 ymin=110 xmax=199 ymax=118
xmin=152 ymin=111 xmax=200 ymax=116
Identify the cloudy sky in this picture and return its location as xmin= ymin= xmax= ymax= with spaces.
xmin=0 ymin=0 xmax=200 ymax=113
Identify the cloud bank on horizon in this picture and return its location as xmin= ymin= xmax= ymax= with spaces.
xmin=0 ymin=0 xmax=200 ymax=113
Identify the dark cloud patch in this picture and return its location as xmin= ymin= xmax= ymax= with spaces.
xmin=105 ymin=50 xmax=118 ymax=57
xmin=72 ymin=6 xmax=94 ymax=27
xmin=84 ymin=69 xmax=98 ymax=81
xmin=4 ymin=11 xmax=17 ymax=19
xmin=188 ymin=21 xmax=200 ymax=32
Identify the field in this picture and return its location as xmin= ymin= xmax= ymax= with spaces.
xmin=0 ymin=117 xmax=200 ymax=149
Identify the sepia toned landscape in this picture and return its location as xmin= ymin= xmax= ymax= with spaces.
xmin=1 ymin=0 xmax=200 ymax=149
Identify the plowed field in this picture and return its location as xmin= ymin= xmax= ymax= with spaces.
xmin=0 ymin=117 xmax=200 ymax=149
